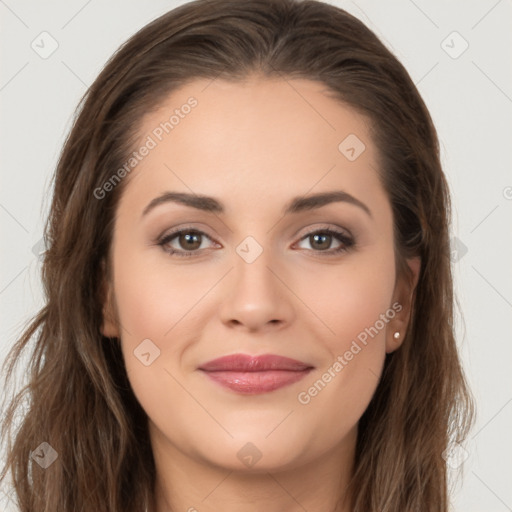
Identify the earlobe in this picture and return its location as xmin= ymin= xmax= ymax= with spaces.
xmin=386 ymin=256 xmax=421 ymax=354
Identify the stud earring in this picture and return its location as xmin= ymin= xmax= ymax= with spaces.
xmin=393 ymin=331 xmax=400 ymax=340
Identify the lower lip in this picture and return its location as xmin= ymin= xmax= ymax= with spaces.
xmin=200 ymin=369 xmax=313 ymax=394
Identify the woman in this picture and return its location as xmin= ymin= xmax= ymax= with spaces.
xmin=0 ymin=0 xmax=474 ymax=510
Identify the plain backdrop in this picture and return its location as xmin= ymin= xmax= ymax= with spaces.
xmin=1 ymin=1 xmax=511 ymax=511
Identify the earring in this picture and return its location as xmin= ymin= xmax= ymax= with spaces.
xmin=393 ymin=331 xmax=400 ymax=340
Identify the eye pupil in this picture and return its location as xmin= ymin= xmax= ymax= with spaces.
xmin=311 ymin=233 xmax=331 ymax=250
xmin=180 ymin=232 xmax=201 ymax=250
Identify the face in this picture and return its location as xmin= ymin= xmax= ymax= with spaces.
xmin=101 ymin=75 xmax=419 ymax=473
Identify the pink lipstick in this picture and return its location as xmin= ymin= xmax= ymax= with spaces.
xmin=198 ymin=354 xmax=314 ymax=394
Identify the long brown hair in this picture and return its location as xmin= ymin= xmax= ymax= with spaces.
xmin=0 ymin=0 xmax=474 ymax=510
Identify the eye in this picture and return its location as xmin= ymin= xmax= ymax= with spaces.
xmin=156 ymin=225 xmax=355 ymax=258
xmin=294 ymin=227 xmax=354 ymax=256
xmin=157 ymin=228 xmax=218 ymax=257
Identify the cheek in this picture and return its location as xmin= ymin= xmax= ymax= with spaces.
xmin=112 ymin=247 xmax=215 ymax=339
xmin=111 ymin=247 xmax=224 ymax=397
xmin=111 ymin=249 xmax=206 ymax=421
xmin=293 ymin=250 xmax=395 ymax=410
xmin=295 ymin=250 xmax=396 ymax=351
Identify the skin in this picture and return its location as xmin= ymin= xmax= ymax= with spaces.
xmin=101 ymin=75 xmax=420 ymax=512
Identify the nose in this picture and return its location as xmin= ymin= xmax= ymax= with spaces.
xmin=218 ymin=245 xmax=295 ymax=333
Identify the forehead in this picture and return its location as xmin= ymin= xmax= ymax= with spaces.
xmin=118 ymin=76 xmax=388 ymax=218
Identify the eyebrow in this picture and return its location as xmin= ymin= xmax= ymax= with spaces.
xmin=141 ymin=190 xmax=372 ymax=218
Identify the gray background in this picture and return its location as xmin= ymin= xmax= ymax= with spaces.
xmin=1 ymin=1 xmax=511 ymax=510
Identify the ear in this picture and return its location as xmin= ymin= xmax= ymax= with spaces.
xmin=99 ymin=259 xmax=120 ymax=339
xmin=386 ymin=256 xmax=421 ymax=354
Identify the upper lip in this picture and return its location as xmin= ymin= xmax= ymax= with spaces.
xmin=198 ymin=354 xmax=313 ymax=372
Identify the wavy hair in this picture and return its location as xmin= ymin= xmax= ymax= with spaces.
xmin=0 ymin=0 xmax=474 ymax=510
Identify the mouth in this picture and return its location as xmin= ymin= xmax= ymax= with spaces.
xmin=198 ymin=353 xmax=314 ymax=394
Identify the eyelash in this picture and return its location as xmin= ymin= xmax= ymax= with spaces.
xmin=156 ymin=225 xmax=355 ymax=258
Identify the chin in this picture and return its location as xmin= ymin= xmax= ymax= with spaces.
xmin=192 ymin=432 xmax=313 ymax=473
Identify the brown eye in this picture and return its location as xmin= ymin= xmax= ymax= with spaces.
xmin=158 ymin=229 xmax=217 ymax=257
xmin=309 ymin=233 xmax=333 ymax=251
xmin=177 ymin=231 xmax=202 ymax=251
xmin=296 ymin=228 xmax=354 ymax=256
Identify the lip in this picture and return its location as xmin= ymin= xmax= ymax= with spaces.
xmin=198 ymin=354 xmax=314 ymax=394
xmin=199 ymin=354 xmax=312 ymax=372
